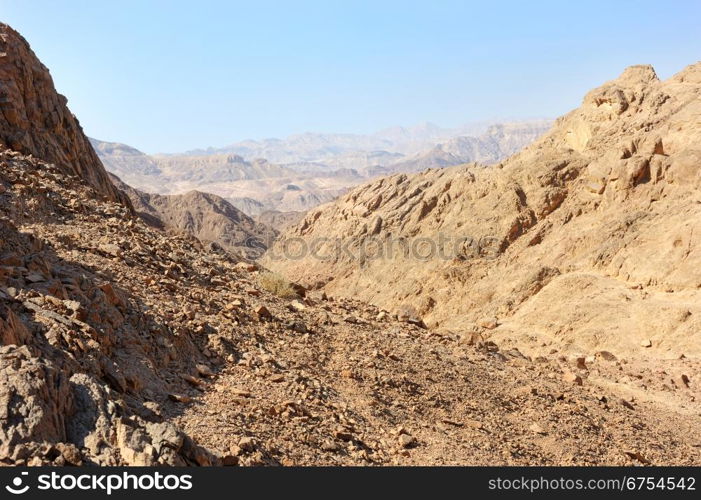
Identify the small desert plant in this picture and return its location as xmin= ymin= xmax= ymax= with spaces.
xmin=257 ymin=271 xmax=298 ymax=298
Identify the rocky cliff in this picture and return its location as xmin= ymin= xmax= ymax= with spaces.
xmin=0 ymin=24 xmax=128 ymax=206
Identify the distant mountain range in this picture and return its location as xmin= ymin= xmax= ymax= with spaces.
xmin=91 ymin=119 xmax=551 ymax=216
xmin=180 ymin=121 xmax=495 ymax=160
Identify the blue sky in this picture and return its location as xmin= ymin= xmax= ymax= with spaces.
xmin=2 ymin=0 xmax=700 ymax=153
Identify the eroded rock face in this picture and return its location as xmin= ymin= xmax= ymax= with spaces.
xmin=0 ymin=346 xmax=74 ymax=456
xmin=0 ymin=150 xmax=219 ymax=465
xmin=0 ymin=23 xmax=129 ymax=206
xmin=265 ymin=62 xmax=701 ymax=358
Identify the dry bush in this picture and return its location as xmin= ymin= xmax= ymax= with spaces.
xmin=257 ymin=271 xmax=298 ymax=298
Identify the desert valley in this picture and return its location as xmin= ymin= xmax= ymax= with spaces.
xmin=1 ymin=19 xmax=700 ymax=470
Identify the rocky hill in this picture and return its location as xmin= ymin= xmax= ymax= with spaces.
xmin=266 ymin=63 xmax=701 ymax=363
xmin=110 ymin=174 xmax=274 ymax=259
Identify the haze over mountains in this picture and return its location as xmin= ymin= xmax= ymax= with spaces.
xmin=91 ymin=119 xmax=551 ymax=216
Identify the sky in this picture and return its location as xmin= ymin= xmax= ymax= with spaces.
xmin=2 ymin=0 xmax=700 ymax=153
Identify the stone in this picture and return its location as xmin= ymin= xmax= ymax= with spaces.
xmin=640 ymin=339 xmax=652 ymax=348
xmin=620 ymin=398 xmax=635 ymax=410
xmin=254 ymin=304 xmax=272 ymax=320
xmin=320 ymin=441 xmax=340 ymax=452
xmin=595 ymin=351 xmax=617 ymax=361
xmin=460 ymin=330 xmax=484 ymax=346
xmin=478 ymin=317 xmax=499 ymax=330
xmin=465 ymin=419 xmax=484 ymax=430
xmin=63 ymin=300 xmax=82 ymax=312
xmin=236 ymin=262 xmax=258 ymax=272
xmin=100 ymin=358 xmax=127 ymax=393
xmin=529 ymin=423 xmax=547 ymax=435
xmin=168 ymin=394 xmax=192 ymax=404
xmin=398 ymin=434 xmax=416 ymax=448
xmin=55 ymin=443 xmax=83 ymax=466
xmin=225 ymin=300 xmax=242 ymax=311
xmin=676 ymin=374 xmax=690 ymax=388
xmin=624 ymin=450 xmax=650 ymax=464
xmin=99 ymin=243 xmax=122 ymax=257
xmin=288 ymin=300 xmax=306 ymax=312
xmin=563 ymin=372 xmax=583 ymax=385
xmin=572 ymin=356 xmax=587 ymax=370
xmin=182 ymin=374 xmax=203 ymax=386
xmin=396 ymin=305 xmax=426 ymax=328
xmin=238 ymin=437 xmax=256 ymax=452
xmin=25 ymin=272 xmax=46 ymax=283
xmin=195 ymin=364 xmax=214 ymax=377
xmin=285 ymin=321 xmax=308 ymax=333
xmin=333 ymin=429 xmax=353 ymax=442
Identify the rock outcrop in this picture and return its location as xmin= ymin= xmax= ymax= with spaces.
xmin=0 ymin=24 xmax=129 ymax=206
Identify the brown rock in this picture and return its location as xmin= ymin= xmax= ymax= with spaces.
xmin=529 ymin=423 xmax=547 ymax=435
xmin=238 ymin=437 xmax=256 ymax=452
xmin=563 ymin=372 xmax=583 ymax=385
xmin=288 ymin=300 xmax=306 ymax=312
xmin=399 ymin=434 xmax=416 ymax=448
xmin=195 ymin=364 xmax=214 ymax=377
xmin=478 ymin=317 xmax=499 ymax=330
xmin=254 ymin=304 xmax=272 ymax=320
xmin=168 ymin=394 xmax=192 ymax=404
xmin=595 ymin=351 xmax=618 ymax=361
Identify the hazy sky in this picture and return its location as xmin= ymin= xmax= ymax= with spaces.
xmin=2 ymin=0 xmax=700 ymax=153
